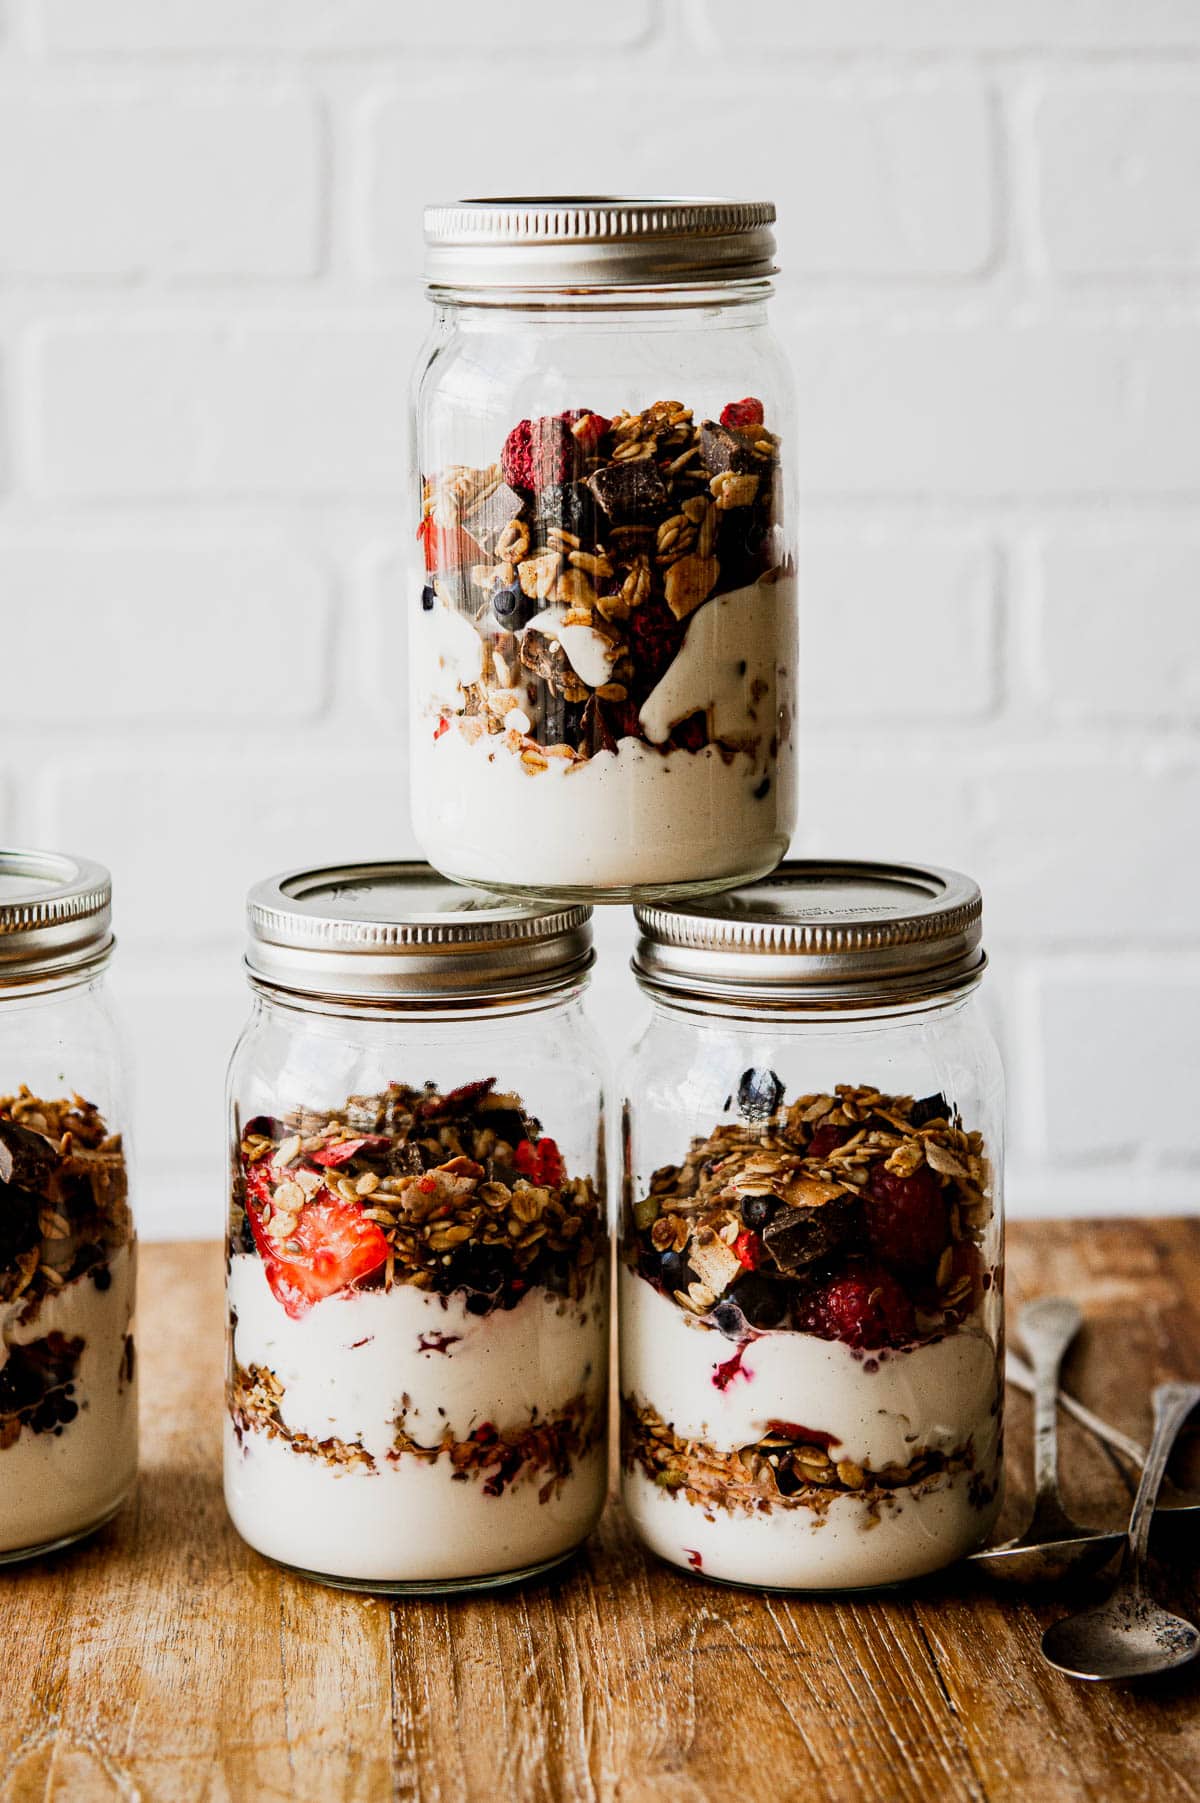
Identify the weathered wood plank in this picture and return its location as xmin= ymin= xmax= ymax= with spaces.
xmin=910 ymin=1220 xmax=1200 ymax=1803
xmin=0 ymin=1243 xmax=394 ymax=1803
xmin=1 ymin=1225 xmax=1198 ymax=1803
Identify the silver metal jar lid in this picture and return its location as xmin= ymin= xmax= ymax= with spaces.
xmin=633 ymin=860 xmax=985 ymax=1007
xmin=0 ymin=848 xmax=113 ymax=984
xmin=246 ymin=861 xmax=593 ymax=1004
xmin=423 ymin=196 xmax=777 ymax=294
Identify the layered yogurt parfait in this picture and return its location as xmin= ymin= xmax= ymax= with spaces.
xmin=620 ymin=1080 xmax=1002 ymax=1589
xmin=225 ymin=1078 xmax=608 ymax=1590
xmin=411 ymin=396 xmax=796 ymax=899
xmin=0 ymin=1090 xmax=137 ymax=1560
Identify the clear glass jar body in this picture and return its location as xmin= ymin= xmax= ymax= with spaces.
xmin=224 ymin=984 xmax=608 ymax=1593
xmin=619 ymin=988 xmax=1004 ymax=1590
xmin=0 ymin=968 xmax=137 ymax=1561
xmin=409 ymin=287 xmax=798 ymax=903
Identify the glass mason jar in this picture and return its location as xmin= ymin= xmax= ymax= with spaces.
xmin=618 ymin=861 xmax=1004 ymax=1590
xmin=224 ymin=861 xmax=608 ymax=1594
xmin=0 ymin=850 xmax=137 ymax=1562
xmin=410 ymin=197 xmax=797 ymax=904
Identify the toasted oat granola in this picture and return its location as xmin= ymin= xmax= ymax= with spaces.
xmin=625 ymin=1081 xmax=994 ymax=1345
xmin=232 ymin=1079 xmax=604 ymax=1318
xmin=621 ymin=1397 xmax=995 ymax=1523
xmin=0 ymin=1090 xmax=132 ymax=1319
xmin=227 ymin=1358 xmax=375 ymax=1472
xmin=392 ymin=1391 xmax=605 ymax=1503
xmin=228 ymin=1355 xmax=604 ymax=1500
xmin=418 ymin=396 xmax=789 ymax=770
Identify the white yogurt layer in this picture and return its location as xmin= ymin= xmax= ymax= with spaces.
xmin=624 ymin=1463 xmax=994 ymax=1591
xmin=619 ymin=1267 xmax=1001 ymax=1471
xmin=225 ymin=1255 xmax=608 ymax=1585
xmin=414 ymin=593 xmax=486 ymax=711
xmin=619 ymin=1267 xmax=1001 ymax=1589
xmin=410 ymin=575 xmax=796 ymax=892
xmin=526 ymin=606 xmax=620 ymax=690
xmin=638 ymin=577 xmax=787 ymax=746
xmin=0 ymin=1243 xmax=137 ymax=1556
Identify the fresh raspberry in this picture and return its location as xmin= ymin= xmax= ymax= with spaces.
xmin=560 ymin=409 xmax=610 ymax=454
xmin=501 ymin=417 xmax=580 ymax=494
xmin=795 ymin=1262 xmax=915 ymax=1349
xmin=514 ymin=1136 xmax=564 ymax=1187
xmin=732 ymin=1229 xmax=762 ymax=1270
xmin=807 ymin=1122 xmax=850 ymax=1162
xmin=627 ymin=598 xmax=684 ymax=688
xmin=720 ymin=397 xmax=765 ymax=430
xmin=864 ymin=1162 xmax=947 ymax=1273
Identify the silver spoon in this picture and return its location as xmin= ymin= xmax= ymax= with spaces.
xmin=1042 ymin=1382 xmax=1200 ymax=1681
xmin=1006 ymin=1351 xmax=1200 ymax=1514
xmin=971 ymin=1298 xmax=1123 ymax=1581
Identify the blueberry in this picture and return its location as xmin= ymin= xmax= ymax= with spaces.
xmin=740 ymin=1194 xmax=777 ymax=1230
xmin=732 ymin=1271 xmax=787 ymax=1329
xmin=421 ymin=583 xmax=437 ymax=612
xmin=710 ymin=1297 xmax=745 ymax=1338
xmin=491 ymin=578 xmax=534 ymax=629
xmin=737 ymin=1067 xmax=784 ymax=1122
xmin=659 ymin=1249 xmax=696 ymax=1292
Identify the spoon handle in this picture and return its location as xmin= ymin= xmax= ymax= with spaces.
xmin=1020 ymin=1297 xmax=1084 ymax=1525
xmin=1005 ymin=1352 xmax=1148 ymax=1468
xmin=1124 ymin=1383 xmax=1200 ymax=1590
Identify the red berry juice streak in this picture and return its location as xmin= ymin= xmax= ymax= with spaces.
xmin=713 ymin=1339 xmax=755 ymax=1391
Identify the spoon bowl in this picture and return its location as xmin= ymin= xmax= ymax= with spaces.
xmin=1042 ymin=1592 xmax=1200 ymax=1683
xmin=1041 ymin=1381 xmax=1200 ymax=1683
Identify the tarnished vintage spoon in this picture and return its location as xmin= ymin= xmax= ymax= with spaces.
xmin=1006 ymin=1351 xmax=1200 ymax=1514
xmin=971 ymin=1298 xmax=1123 ymax=1581
xmin=1042 ymin=1382 xmax=1200 ymax=1681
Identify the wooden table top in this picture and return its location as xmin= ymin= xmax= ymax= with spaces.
xmin=1 ymin=1221 xmax=1198 ymax=1802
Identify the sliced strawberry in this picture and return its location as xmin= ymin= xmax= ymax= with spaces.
xmin=247 ymin=1195 xmax=388 ymax=1319
xmin=417 ymin=517 xmax=484 ymax=574
xmin=310 ymin=1135 xmax=390 ymax=1168
xmin=732 ymin=1229 xmax=762 ymax=1270
xmin=514 ymin=1136 xmax=564 ymax=1187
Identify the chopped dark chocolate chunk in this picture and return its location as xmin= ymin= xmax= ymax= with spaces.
xmin=761 ymin=1195 xmax=859 ymax=1276
xmin=538 ymin=480 xmax=601 ymax=546
xmin=910 ymin=1092 xmax=951 ymax=1129
xmin=0 ymin=1185 xmax=40 ymax=1266
xmin=0 ymin=1119 xmax=56 ymax=1195
xmin=462 ymin=480 xmax=524 ymax=551
xmin=587 ymin=459 xmax=668 ymax=525
xmin=699 ymin=420 xmax=763 ymax=476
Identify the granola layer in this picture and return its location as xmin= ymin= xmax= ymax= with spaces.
xmin=233 ymin=1079 xmax=603 ymax=1320
xmin=622 ymin=1397 xmax=995 ymax=1523
xmin=0 ymin=1090 xmax=133 ymax=1320
xmin=416 ymin=397 xmax=791 ymax=774
xmin=0 ymin=1092 xmax=137 ymax=1552
xmin=624 ymin=1081 xmax=995 ymax=1344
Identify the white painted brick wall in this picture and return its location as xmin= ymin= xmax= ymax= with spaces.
xmin=0 ymin=0 xmax=1197 ymax=1235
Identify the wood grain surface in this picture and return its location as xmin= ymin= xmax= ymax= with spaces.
xmin=1 ymin=1221 xmax=1198 ymax=1802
